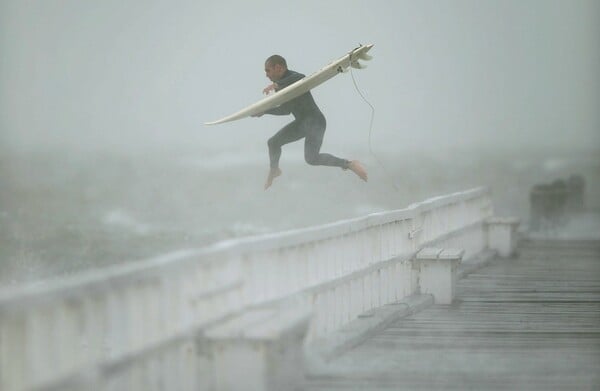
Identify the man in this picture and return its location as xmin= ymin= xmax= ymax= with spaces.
xmin=254 ymin=54 xmax=368 ymax=190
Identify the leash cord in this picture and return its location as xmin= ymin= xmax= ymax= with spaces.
xmin=348 ymin=66 xmax=400 ymax=191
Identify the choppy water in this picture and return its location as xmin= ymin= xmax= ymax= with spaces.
xmin=1 ymin=145 xmax=598 ymax=285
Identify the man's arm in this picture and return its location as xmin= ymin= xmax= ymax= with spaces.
xmin=262 ymin=71 xmax=304 ymax=95
xmin=265 ymin=103 xmax=291 ymax=116
xmin=251 ymin=102 xmax=291 ymax=117
xmin=254 ymin=71 xmax=304 ymax=118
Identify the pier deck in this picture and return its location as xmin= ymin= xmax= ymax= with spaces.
xmin=308 ymin=238 xmax=600 ymax=390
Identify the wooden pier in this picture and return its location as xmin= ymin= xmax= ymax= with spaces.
xmin=307 ymin=238 xmax=600 ymax=390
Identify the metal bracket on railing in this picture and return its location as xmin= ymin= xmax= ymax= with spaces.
xmin=408 ymin=228 xmax=423 ymax=239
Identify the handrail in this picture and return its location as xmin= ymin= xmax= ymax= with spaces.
xmin=0 ymin=187 xmax=493 ymax=391
xmin=0 ymin=187 xmax=489 ymax=312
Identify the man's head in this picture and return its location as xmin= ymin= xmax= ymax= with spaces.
xmin=265 ymin=55 xmax=287 ymax=82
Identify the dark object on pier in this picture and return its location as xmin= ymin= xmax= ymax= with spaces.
xmin=529 ymin=180 xmax=568 ymax=231
xmin=566 ymin=175 xmax=585 ymax=212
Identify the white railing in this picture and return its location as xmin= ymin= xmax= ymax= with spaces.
xmin=0 ymin=187 xmax=493 ymax=390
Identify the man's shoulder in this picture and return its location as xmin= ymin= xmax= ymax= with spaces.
xmin=277 ymin=70 xmax=305 ymax=89
xmin=288 ymin=70 xmax=306 ymax=78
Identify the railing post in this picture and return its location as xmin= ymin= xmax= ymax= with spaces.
xmin=206 ymin=307 xmax=311 ymax=391
xmin=486 ymin=217 xmax=520 ymax=257
xmin=414 ymin=248 xmax=464 ymax=304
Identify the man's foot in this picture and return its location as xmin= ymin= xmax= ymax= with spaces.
xmin=264 ymin=167 xmax=282 ymax=190
xmin=347 ymin=160 xmax=368 ymax=182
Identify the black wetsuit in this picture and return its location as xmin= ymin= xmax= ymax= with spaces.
xmin=265 ymin=70 xmax=349 ymax=169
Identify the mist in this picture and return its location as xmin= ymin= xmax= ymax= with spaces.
xmin=1 ymin=3 xmax=600 ymax=390
xmin=1 ymin=0 xmax=598 ymax=153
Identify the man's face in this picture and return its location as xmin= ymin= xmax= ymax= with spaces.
xmin=265 ymin=62 xmax=285 ymax=82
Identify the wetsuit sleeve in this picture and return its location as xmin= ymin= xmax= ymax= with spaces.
xmin=263 ymin=71 xmax=305 ymax=116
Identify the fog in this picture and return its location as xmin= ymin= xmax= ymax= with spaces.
xmin=1 ymin=1 xmax=600 ymax=282
xmin=1 ymin=3 xmax=600 ymax=389
xmin=1 ymin=0 xmax=599 ymax=153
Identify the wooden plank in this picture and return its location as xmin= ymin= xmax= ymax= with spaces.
xmin=416 ymin=248 xmax=443 ymax=260
xmin=307 ymin=238 xmax=600 ymax=390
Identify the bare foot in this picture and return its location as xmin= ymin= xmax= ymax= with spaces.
xmin=347 ymin=160 xmax=368 ymax=182
xmin=264 ymin=167 xmax=282 ymax=190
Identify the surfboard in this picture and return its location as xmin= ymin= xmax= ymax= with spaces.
xmin=205 ymin=44 xmax=374 ymax=126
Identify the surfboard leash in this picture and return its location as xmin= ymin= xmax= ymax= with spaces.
xmin=348 ymin=60 xmax=401 ymax=191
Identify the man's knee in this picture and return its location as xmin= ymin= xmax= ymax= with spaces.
xmin=305 ymin=151 xmax=320 ymax=165
xmin=268 ymin=136 xmax=278 ymax=150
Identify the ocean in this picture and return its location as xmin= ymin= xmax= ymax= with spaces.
xmin=1 ymin=145 xmax=598 ymax=285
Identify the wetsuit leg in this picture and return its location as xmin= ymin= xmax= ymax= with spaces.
xmin=268 ymin=120 xmax=305 ymax=169
xmin=303 ymin=116 xmax=349 ymax=168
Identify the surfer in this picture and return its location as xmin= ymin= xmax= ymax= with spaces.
xmin=253 ymin=55 xmax=368 ymax=190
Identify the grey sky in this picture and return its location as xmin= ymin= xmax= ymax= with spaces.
xmin=1 ymin=0 xmax=598 ymax=153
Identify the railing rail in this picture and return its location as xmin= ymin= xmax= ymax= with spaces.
xmin=0 ymin=187 xmax=493 ymax=390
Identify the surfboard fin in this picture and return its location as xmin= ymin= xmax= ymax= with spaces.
xmin=358 ymin=52 xmax=373 ymax=61
xmin=351 ymin=61 xmax=367 ymax=69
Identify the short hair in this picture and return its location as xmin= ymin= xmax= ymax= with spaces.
xmin=265 ymin=55 xmax=287 ymax=68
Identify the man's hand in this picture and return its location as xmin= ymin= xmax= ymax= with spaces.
xmin=263 ymin=83 xmax=278 ymax=95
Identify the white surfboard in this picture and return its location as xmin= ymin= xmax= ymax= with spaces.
xmin=205 ymin=44 xmax=374 ymax=126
